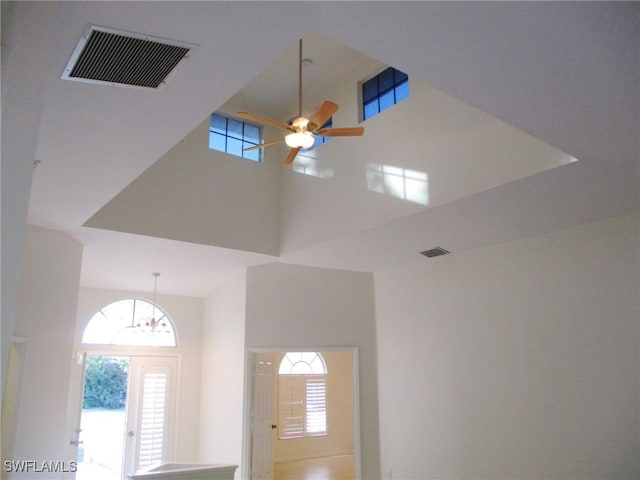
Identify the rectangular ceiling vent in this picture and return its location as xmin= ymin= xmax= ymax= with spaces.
xmin=420 ymin=247 xmax=450 ymax=258
xmin=62 ymin=26 xmax=196 ymax=89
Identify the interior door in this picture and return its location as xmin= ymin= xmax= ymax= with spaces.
xmin=123 ymin=356 xmax=177 ymax=477
xmin=251 ymin=354 xmax=274 ymax=480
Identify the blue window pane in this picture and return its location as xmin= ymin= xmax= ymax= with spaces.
xmin=227 ymin=118 xmax=243 ymax=139
xmin=395 ymin=80 xmax=409 ymax=103
xmin=227 ymin=137 xmax=243 ymax=156
xmin=394 ymin=69 xmax=408 ymax=85
xmin=208 ymin=113 xmax=262 ymax=160
xmin=364 ymin=99 xmax=379 ymax=120
xmin=362 ymin=77 xmax=378 ymax=103
xmin=244 ymin=123 xmax=260 ymax=144
xmin=317 ymin=117 xmax=332 ymax=144
xmin=209 ymin=132 xmax=226 ymax=152
xmin=210 ymin=114 xmax=226 ymax=135
xmin=379 ymin=89 xmax=395 ymax=112
xmin=243 ymin=142 xmax=260 ymax=161
xmin=378 ymin=67 xmax=394 ymax=92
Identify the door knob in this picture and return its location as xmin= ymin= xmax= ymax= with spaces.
xmin=70 ymin=439 xmax=84 ymax=446
xmin=128 ymin=431 xmax=135 ymax=437
xmin=271 ymin=424 xmax=277 ymax=429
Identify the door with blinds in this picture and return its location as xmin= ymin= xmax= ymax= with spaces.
xmin=123 ymin=356 xmax=177 ymax=476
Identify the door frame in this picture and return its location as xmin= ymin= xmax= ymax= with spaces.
xmin=242 ymin=346 xmax=362 ymax=480
xmin=67 ymin=347 xmax=182 ymax=479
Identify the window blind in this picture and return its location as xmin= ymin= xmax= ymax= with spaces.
xmin=137 ymin=371 xmax=168 ymax=468
xmin=278 ymin=374 xmax=326 ymax=439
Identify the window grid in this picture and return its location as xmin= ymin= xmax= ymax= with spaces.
xmin=278 ymin=352 xmax=328 ymax=440
xmin=209 ymin=113 xmax=261 ymax=162
xmin=315 ymin=118 xmax=333 ymax=146
xmin=362 ymin=67 xmax=409 ymax=120
xmin=82 ymin=299 xmax=177 ymax=347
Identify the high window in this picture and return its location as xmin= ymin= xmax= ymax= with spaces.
xmin=362 ymin=66 xmax=409 ymax=120
xmin=314 ymin=117 xmax=333 ymax=146
xmin=82 ymin=299 xmax=177 ymax=347
xmin=278 ymin=352 xmax=327 ymax=439
xmin=209 ymin=113 xmax=261 ymax=162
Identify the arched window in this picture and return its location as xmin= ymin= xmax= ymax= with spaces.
xmin=278 ymin=352 xmax=327 ymax=439
xmin=82 ymin=299 xmax=177 ymax=347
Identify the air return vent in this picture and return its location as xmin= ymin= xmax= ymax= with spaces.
xmin=420 ymin=247 xmax=450 ymax=258
xmin=62 ymin=26 xmax=195 ymax=89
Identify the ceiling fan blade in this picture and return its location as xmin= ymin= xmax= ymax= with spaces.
xmin=236 ymin=112 xmax=292 ymax=132
xmin=283 ymin=147 xmax=301 ymax=165
xmin=307 ymin=100 xmax=339 ymax=131
xmin=244 ymin=137 xmax=285 ymax=151
xmin=316 ymin=127 xmax=364 ymax=137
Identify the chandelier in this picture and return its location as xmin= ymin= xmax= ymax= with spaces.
xmin=135 ymin=272 xmax=170 ymax=334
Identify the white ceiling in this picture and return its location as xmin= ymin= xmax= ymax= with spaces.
xmin=3 ymin=2 xmax=638 ymax=298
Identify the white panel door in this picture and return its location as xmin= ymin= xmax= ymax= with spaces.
xmin=64 ymin=351 xmax=87 ymax=479
xmin=251 ymin=355 xmax=274 ymax=480
xmin=123 ymin=356 xmax=177 ymax=477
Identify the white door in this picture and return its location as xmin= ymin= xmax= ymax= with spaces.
xmin=64 ymin=352 xmax=87 ymax=479
xmin=123 ymin=356 xmax=177 ymax=477
xmin=251 ymin=354 xmax=274 ymax=480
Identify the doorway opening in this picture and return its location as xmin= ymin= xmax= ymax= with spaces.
xmin=73 ymin=353 xmax=177 ymax=480
xmin=76 ymin=355 xmax=129 ymax=480
xmin=243 ymin=347 xmax=361 ymax=480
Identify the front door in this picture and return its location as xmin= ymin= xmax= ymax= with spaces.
xmin=123 ymin=355 xmax=177 ymax=476
xmin=71 ymin=354 xmax=177 ymax=480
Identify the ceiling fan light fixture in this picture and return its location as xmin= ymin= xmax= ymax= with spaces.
xmin=285 ymin=131 xmax=315 ymax=149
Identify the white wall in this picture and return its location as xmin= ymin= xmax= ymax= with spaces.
xmin=245 ymin=263 xmax=380 ymax=479
xmin=9 ymin=226 xmax=83 ymax=478
xmin=272 ymin=350 xmax=354 ymax=463
xmin=0 ymin=2 xmax=52 ymax=395
xmin=84 ymin=102 xmax=281 ymax=257
xmin=279 ymin=50 xmax=573 ymax=256
xmin=198 ymin=269 xmax=247 ymax=478
xmin=375 ymin=214 xmax=639 ymax=479
xmin=75 ymin=287 xmax=204 ymax=463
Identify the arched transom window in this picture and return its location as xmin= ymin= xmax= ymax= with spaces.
xmin=82 ymin=299 xmax=177 ymax=347
xmin=278 ymin=352 xmax=327 ymax=439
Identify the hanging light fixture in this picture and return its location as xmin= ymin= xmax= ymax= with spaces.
xmin=285 ymin=116 xmax=315 ymax=149
xmin=135 ymin=272 xmax=169 ymax=334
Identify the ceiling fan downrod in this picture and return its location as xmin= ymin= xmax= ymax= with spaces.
xmin=298 ymin=38 xmax=303 ymax=119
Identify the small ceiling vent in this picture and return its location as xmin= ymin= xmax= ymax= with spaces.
xmin=62 ymin=26 xmax=196 ymax=89
xmin=420 ymin=247 xmax=450 ymax=258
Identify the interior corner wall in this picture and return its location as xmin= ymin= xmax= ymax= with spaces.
xmin=375 ymin=214 xmax=640 ymax=479
xmin=0 ymin=2 xmax=52 ymax=396
xmin=199 ymin=269 xmax=247 ymax=477
xmin=9 ymin=225 xmax=83 ymax=477
xmin=245 ymin=263 xmax=380 ymax=480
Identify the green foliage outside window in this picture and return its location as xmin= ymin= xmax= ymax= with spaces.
xmin=83 ymin=356 xmax=128 ymax=409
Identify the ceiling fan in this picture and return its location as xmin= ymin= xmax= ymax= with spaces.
xmin=237 ymin=39 xmax=364 ymax=165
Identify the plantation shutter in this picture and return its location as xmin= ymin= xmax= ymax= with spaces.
xmin=278 ymin=375 xmax=305 ymax=439
xmin=278 ymin=374 xmax=327 ymax=439
xmin=137 ymin=370 xmax=168 ymax=468
xmin=306 ymin=376 xmax=327 ymax=435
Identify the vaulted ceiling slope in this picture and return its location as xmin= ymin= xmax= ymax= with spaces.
xmin=2 ymin=2 xmax=638 ymax=296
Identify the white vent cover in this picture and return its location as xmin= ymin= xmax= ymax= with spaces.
xmin=62 ymin=26 xmax=196 ymax=89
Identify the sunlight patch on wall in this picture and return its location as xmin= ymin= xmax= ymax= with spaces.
xmin=293 ymin=150 xmax=335 ymax=179
xmin=367 ymin=163 xmax=429 ymax=206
